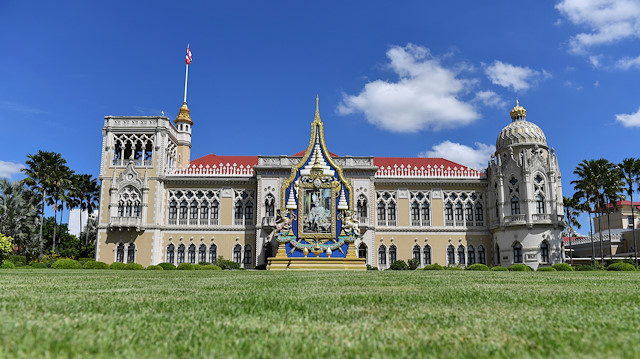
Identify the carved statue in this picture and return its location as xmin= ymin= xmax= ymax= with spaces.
xmin=341 ymin=210 xmax=360 ymax=237
xmin=274 ymin=209 xmax=292 ymax=236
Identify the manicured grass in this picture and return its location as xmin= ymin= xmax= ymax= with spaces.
xmin=1 ymin=270 xmax=639 ymax=358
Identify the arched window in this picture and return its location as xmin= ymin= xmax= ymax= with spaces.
xmin=377 ymin=201 xmax=386 ymax=225
xmin=455 ymin=203 xmax=463 ymax=222
xmin=188 ymin=243 xmax=196 ymax=264
xmin=358 ymin=243 xmax=367 ymax=259
xmin=465 ymin=203 xmax=473 ymax=225
xmin=513 ymin=242 xmax=523 ymax=263
xmin=467 ymin=245 xmax=475 ymax=265
xmin=387 ymin=202 xmax=397 ymax=226
xmin=200 ymin=204 xmax=209 ymax=225
xmin=511 ymin=196 xmax=520 ymax=215
xmin=168 ymin=201 xmax=177 ymax=225
xmin=179 ymin=201 xmax=188 ymax=225
xmin=116 ymin=243 xmax=125 ymax=263
xmin=423 ymin=245 xmax=432 ymax=265
xmin=475 ymin=203 xmax=483 ymax=224
xmin=478 ymin=245 xmax=486 ymax=265
xmin=190 ymin=202 xmax=198 ymax=224
xmin=211 ymin=200 xmax=219 ymax=225
xmin=495 ymin=200 xmax=499 ymax=218
xmin=357 ymin=195 xmax=368 ymax=223
xmin=233 ymin=244 xmax=242 ymax=263
xmin=411 ymin=202 xmax=420 ymax=226
xmin=177 ymin=244 xmax=185 ymax=264
xmin=536 ymin=195 xmax=545 ymax=214
xmin=447 ymin=245 xmax=455 ymax=265
xmin=445 ymin=202 xmax=454 ymax=225
xmin=541 ymin=241 xmax=549 ymax=263
xmin=412 ymin=245 xmax=421 ymax=265
xmin=167 ymin=243 xmax=175 ymax=264
xmin=389 ymin=244 xmax=397 ymax=264
xmin=209 ymin=243 xmax=217 ymax=263
xmin=199 ymin=243 xmax=207 ymax=263
xmin=127 ymin=243 xmax=135 ymax=263
xmin=244 ymin=201 xmax=254 ymax=223
xmin=264 ymin=194 xmax=275 ymax=217
xmin=421 ymin=202 xmax=430 ymax=224
xmin=243 ymin=244 xmax=252 ymax=266
xmin=378 ymin=245 xmax=387 ymax=266
xmin=235 ymin=201 xmax=243 ymax=225
xmin=458 ymin=245 xmax=465 ymax=265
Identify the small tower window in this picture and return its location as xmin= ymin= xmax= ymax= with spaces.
xmin=513 ymin=242 xmax=523 ymax=263
xmin=511 ymin=196 xmax=520 ymax=215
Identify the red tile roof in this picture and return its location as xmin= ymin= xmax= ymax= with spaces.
xmin=190 ymin=154 xmax=258 ymax=167
xmin=374 ymin=157 xmax=486 ymax=178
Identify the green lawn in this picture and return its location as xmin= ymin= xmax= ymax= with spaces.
xmin=1 ymin=270 xmax=639 ymax=358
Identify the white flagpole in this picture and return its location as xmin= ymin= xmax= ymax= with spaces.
xmin=183 ymin=61 xmax=189 ymax=103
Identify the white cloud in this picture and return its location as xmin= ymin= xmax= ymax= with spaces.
xmin=556 ymin=0 xmax=640 ymax=54
xmin=616 ymin=55 xmax=640 ymax=69
xmin=594 ymin=80 xmax=600 ymax=87
xmin=616 ymin=106 xmax=640 ymax=127
xmin=338 ymin=44 xmax=480 ymax=133
xmin=589 ymin=55 xmax=603 ymax=68
xmin=0 ymin=161 xmax=25 ymax=179
xmin=484 ymin=61 xmax=548 ymax=92
xmin=419 ymin=141 xmax=495 ymax=170
xmin=473 ymin=90 xmax=505 ymax=108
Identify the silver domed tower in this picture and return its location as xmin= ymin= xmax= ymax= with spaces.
xmin=487 ymin=100 xmax=565 ymax=269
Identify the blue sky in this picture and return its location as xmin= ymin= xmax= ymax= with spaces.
xmin=2 ymin=0 xmax=640 ymax=230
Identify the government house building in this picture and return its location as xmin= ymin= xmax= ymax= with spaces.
xmin=95 ymin=98 xmax=566 ymax=270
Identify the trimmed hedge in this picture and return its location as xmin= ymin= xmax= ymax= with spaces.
xmin=215 ymin=258 xmax=241 ymax=270
xmin=466 ymin=264 xmax=489 ymax=271
xmin=537 ymin=266 xmax=557 ymax=272
xmin=1 ymin=261 xmax=15 ymax=269
xmin=491 ymin=266 xmax=508 ymax=271
xmin=158 ymin=262 xmax=176 ymax=270
xmin=77 ymin=258 xmax=94 ymax=265
xmin=508 ymin=264 xmax=532 ymax=271
xmin=423 ymin=263 xmax=444 ymax=270
xmin=8 ymin=255 xmax=26 ymax=266
xmin=52 ymin=259 xmax=82 ymax=269
xmin=83 ymin=261 xmax=109 ymax=269
xmin=607 ymin=262 xmax=636 ymax=271
xmin=199 ymin=264 xmax=222 ymax=270
xmin=390 ymin=260 xmax=409 ymax=270
xmin=445 ymin=266 xmax=463 ymax=270
xmin=407 ymin=258 xmax=420 ymax=270
xmin=123 ymin=263 xmax=144 ymax=270
xmin=30 ymin=262 xmax=48 ymax=269
xmin=192 ymin=264 xmax=202 ymax=270
xmin=177 ymin=263 xmax=195 ymax=270
xmin=552 ymin=263 xmax=573 ymax=271
xmin=146 ymin=265 xmax=163 ymax=270
xmin=109 ymin=262 xmax=126 ymax=270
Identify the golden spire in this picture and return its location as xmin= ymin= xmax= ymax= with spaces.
xmin=313 ymin=94 xmax=321 ymax=123
xmin=510 ymin=98 xmax=526 ymax=121
xmin=175 ymin=101 xmax=193 ymax=125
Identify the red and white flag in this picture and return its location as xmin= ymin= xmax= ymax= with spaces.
xmin=186 ymin=45 xmax=192 ymax=65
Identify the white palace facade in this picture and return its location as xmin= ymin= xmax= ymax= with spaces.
xmin=95 ymin=98 xmax=566 ymax=270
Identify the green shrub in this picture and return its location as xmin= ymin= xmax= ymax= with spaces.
xmin=466 ymin=264 xmax=489 ymax=271
xmin=366 ymin=264 xmax=379 ymax=271
xmin=146 ymin=265 xmax=163 ymax=270
xmin=576 ymin=264 xmax=596 ymax=271
xmin=52 ymin=259 xmax=82 ymax=269
xmin=123 ymin=263 xmax=144 ymax=270
xmin=552 ymin=263 xmax=573 ymax=271
xmin=198 ymin=261 xmax=210 ymax=266
xmin=30 ymin=262 xmax=48 ymax=269
xmin=109 ymin=262 xmax=126 ymax=270
xmin=199 ymin=264 xmax=222 ymax=270
xmin=77 ymin=258 xmax=94 ymax=265
xmin=215 ymin=257 xmax=241 ymax=270
xmin=158 ymin=262 xmax=176 ymax=270
xmin=8 ymin=255 xmax=26 ymax=266
xmin=83 ymin=261 xmax=109 ymax=269
xmin=491 ymin=266 xmax=508 ymax=271
xmin=177 ymin=262 xmax=195 ymax=270
xmin=254 ymin=264 xmax=268 ymax=270
xmin=607 ymin=262 xmax=636 ymax=271
xmin=192 ymin=264 xmax=202 ymax=270
xmin=407 ymin=258 xmax=420 ymax=270
xmin=423 ymin=263 xmax=444 ymax=270
xmin=389 ymin=260 xmax=408 ymax=270
xmin=1 ymin=261 xmax=15 ymax=269
xmin=21 ymin=265 xmax=36 ymax=269
xmin=508 ymin=264 xmax=532 ymax=271
xmin=445 ymin=266 xmax=463 ymax=270
xmin=537 ymin=266 xmax=557 ymax=272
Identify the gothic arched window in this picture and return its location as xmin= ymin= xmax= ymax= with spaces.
xmin=513 ymin=242 xmax=523 ymax=263
xmin=447 ymin=245 xmax=455 ymax=265
xmin=389 ymin=244 xmax=397 ymax=264
xmin=536 ymin=194 xmax=545 ymax=214
xmin=511 ymin=196 xmax=520 ymax=215
xmin=412 ymin=245 xmax=421 ymax=265
xmin=127 ymin=243 xmax=135 ymax=263
xmin=478 ymin=245 xmax=486 ymax=265
xmin=458 ymin=245 xmax=465 ymax=265
xmin=199 ymin=243 xmax=207 ymax=263
xmin=467 ymin=245 xmax=475 ymax=265
xmin=423 ymin=245 xmax=432 ymax=265
xmin=243 ymin=244 xmax=252 ymax=266
xmin=167 ymin=243 xmax=175 ymax=264
xmin=358 ymin=243 xmax=367 ymax=259
xmin=378 ymin=245 xmax=387 ymax=266
xmin=209 ymin=243 xmax=217 ymax=263
xmin=116 ymin=243 xmax=124 ymax=263
xmin=233 ymin=244 xmax=242 ymax=263
xmin=177 ymin=244 xmax=185 ymax=264
xmin=541 ymin=241 xmax=549 ymax=263
xmin=188 ymin=243 xmax=196 ymax=264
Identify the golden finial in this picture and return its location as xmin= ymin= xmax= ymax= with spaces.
xmin=510 ymin=98 xmax=526 ymax=121
xmin=175 ymin=101 xmax=193 ymax=125
xmin=314 ymin=95 xmax=321 ymax=123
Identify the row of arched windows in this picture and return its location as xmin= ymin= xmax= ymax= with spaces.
xmin=358 ymin=242 xmax=488 ymax=268
xmin=115 ymin=243 xmax=136 ymax=263
xmin=165 ymin=243 xmax=253 ymax=266
xmin=446 ymin=244 xmax=486 ymax=265
xmin=112 ymin=133 xmax=154 ymax=167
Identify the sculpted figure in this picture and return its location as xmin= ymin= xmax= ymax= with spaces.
xmin=274 ymin=209 xmax=292 ymax=236
xmin=342 ymin=210 xmax=360 ymax=237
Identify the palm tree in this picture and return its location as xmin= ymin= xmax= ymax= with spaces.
xmin=22 ymin=151 xmax=69 ymax=256
xmin=619 ymin=158 xmax=640 ymax=266
xmin=70 ymin=174 xmax=100 ymax=245
xmin=0 ymin=179 xmax=41 ymax=255
xmin=572 ymin=159 xmax=609 ymax=265
xmin=563 ymin=196 xmax=582 ymax=265
xmin=602 ymin=162 xmax=624 ymax=260
xmin=45 ymin=166 xmax=73 ymax=253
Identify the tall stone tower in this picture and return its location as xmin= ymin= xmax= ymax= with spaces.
xmin=174 ymin=102 xmax=193 ymax=168
xmin=487 ymin=101 xmax=565 ymax=269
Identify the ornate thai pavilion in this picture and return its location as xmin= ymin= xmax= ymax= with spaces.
xmin=95 ymin=98 xmax=565 ymax=269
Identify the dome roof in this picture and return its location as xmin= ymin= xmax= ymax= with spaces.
xmin=496 ymin=101 xmax=547 ymax=151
